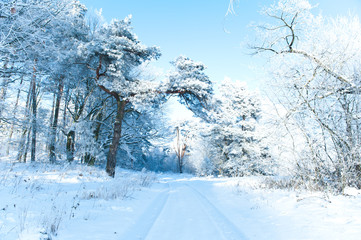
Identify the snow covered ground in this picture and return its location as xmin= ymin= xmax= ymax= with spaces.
xmin=1 ymin=161 xmax=360 ymax=240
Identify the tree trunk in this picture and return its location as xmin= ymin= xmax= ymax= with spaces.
xmin=174 ymin=126 xmax=186 ymax=173
xmin=66 ymin=130 xmax=75 ymax=162
xmin=30 ymin=60 xmax=37 ymax=162
xmin=17 ymin=76 xmax=32 ymax=162
xmin=7 ymin=76 xmax=23 ymax=155
xmin=49 ymin=79 xmax=64 ymax=163
xmin=24 ymin=127 xmax=31 ymax=162
xmin=17 ymin=128 xmax=28 ymax=162
xmin=62 ymin=87 xmax=70 ymax=129
xmin=93 ymin=109 xmax=103 ymax=142
xmin=46 ymin=93 xmax=56 ymax=153
xmin=176 ymin=127 xmax=183 ymax=173
xmin=106 ymin=98 xmax=126 ymax=177
xmin=178 ymin=155 xmax=183 ymax=174
xmin=95 ymin=56 xmax=127 ymax=177
xmin=65 ymin=86 xmax=94 ymax=162
xmin=0 ymin=60 xmax=10 ymax=117
xmin=84 ymin=108 xmax=104 ymax=166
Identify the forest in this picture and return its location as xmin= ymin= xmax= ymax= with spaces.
xmin=1 ymin=0 xmax=361 ymax=193
xmin=2 ymin=0 xmax=361 ymax=239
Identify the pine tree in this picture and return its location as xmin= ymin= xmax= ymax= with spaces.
xmin=207 ymin=79 xmax=271 ymax=176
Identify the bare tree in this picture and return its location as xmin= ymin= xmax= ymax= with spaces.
xmin=254 ymin=0 xmax=361 ymax=191
xmin=173 ymin=126 xmax=188 ymax=173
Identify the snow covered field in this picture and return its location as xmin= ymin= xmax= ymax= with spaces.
xmin=1 ymin=162 xmax=360 ymax=240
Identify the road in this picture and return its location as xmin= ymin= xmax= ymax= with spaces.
xmin=120 ymin=176 xmax=248 ymax=240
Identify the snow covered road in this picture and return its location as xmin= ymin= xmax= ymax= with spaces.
xmin=2 ymin=165 xmax=361 ymax=240
xmin=116 ymin=175 xmax=361 ymax=240
xmin=121 ymin=177 xmax=247 ymax=240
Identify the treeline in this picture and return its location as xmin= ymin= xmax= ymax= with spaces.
xmin=3 ymin=0 xmax=360 ymax=193
xmin=0 ymin=0 xmax=271 ymax=178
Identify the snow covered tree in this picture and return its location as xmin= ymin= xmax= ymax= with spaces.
xmin=170 ymin=119 xmax=213 ymax=175
xmin=45 ymin=1 xmax=88 ymax=163
xmin=0 ymin=1 xmax=214 ymax=177
xmin=206 ymin=79 xmax=271 ymax=176
xmin=173 ymin=125 xmax=190 ymax=174
xmin=165 ymin=56 xmax=213 ymax=119
xmin=78 ymin=16 xmax=161 ymax=176
xmin=80 ymin=16 xmax=213 ymax=176
xmin=0 ymin=0 xmax=88 ymax=162
xmin=255 ymin=0 xmax=361 ymax=191
xmin=112 ymin=103 xmax=167 ymax=170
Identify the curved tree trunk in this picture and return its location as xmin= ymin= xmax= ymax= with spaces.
xmin=106 ymin=98 xmax=126 ymax=177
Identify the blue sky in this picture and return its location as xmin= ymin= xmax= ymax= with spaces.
xmin=80 ymin=0 xmax=361 ymax=90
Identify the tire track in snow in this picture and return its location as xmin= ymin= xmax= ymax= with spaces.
xmin=119 ymin=183 xmax=170 ymax=240
xmin=186 ymin=183 xmax=248 ymax=240
xmin=144 ymin=180 xmax=234 ymax=240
